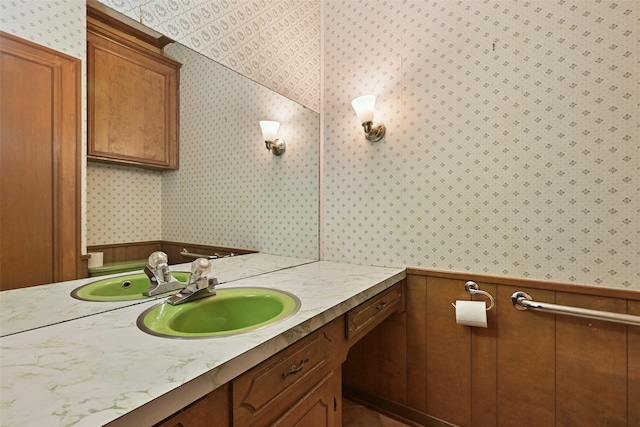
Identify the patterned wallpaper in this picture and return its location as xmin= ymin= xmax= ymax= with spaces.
xmin=161 ymin=42 xmax=320 ymax=258
xmin=2 ymin=0 xmax=638 ymax=289
xmin=322 ymin=0 xmax=638 ymax=289
xmin=86 ymin=163 xmax=163 ymax=245
xmin=98 ymin=0 xmax=321 ymax=112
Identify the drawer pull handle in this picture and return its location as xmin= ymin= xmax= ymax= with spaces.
xmin=283 ymin=358 xmax=309 ymax=379
xmin=376 ymin=301 xmax=388 ymax=310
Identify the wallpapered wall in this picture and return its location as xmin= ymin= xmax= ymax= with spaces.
xmin=97 ymin=0 xmax=320 ymax=112
xmin=322 ymin=0 xmax=638 ymax=289
xmin=2 ymin=0 xmax=637 ymax=289
xmin=161 ymin=42 xmax=319 ymax=257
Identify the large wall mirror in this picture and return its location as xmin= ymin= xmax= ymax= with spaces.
xmin=87 ymin=1 xmax=320 ymax=260
xmin=1 ymin=1 xmax=320 ymax=336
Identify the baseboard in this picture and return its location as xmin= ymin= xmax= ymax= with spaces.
xmin=343 ymin=386 xmax=458 ymax=427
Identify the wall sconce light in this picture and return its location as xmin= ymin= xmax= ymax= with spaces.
xmin=351 ymin=95 xmax=386 ymax=142
xmin=259 ymin=120 xmax=286 ymax=156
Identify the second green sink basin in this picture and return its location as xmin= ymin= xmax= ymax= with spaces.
xmin=137 ymin=287 xmax=301 ymax=338
xmin=71 ymin=272 xmax=190 ymax=302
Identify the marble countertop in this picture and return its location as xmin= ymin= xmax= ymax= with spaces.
xmin=0 ymin=259 xmax=405 ymax=427
xmin=0 ymin=253 xmax=316 ymax=337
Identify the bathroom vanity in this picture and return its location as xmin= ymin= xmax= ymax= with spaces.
xmin=0 ymin=256 xmax=405 ymax=426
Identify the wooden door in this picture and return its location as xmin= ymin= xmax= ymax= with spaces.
xmin=0 ymin=32 xmax=81 ymax=290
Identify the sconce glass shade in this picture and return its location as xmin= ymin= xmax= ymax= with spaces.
xmin=351 ymin=95 xmax=376 ymax=123
xmin=259 ymin=121 xmax=280 ymax=142
xmin=351 ymin=95 xmax=385 ymax=142
xmin=259 ymin=120 xmax=286 ymax=156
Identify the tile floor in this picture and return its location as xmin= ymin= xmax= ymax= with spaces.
xmin=342 ymin=399 xmax=415 ymax=427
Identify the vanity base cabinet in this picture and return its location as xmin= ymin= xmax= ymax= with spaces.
xmin=231 ymin=317 xmax=346 ymax=427
xmin=152 ymin=280 xmax=406 ymax=426
xmin=271 ymin=371 xmax=341 ymax=427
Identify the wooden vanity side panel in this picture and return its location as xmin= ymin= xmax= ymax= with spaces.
xmin=405 ymin=274 xmax=428 ymax=413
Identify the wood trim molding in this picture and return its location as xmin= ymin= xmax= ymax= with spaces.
xmin=343 ymin=387 xmax=451 ymax=427
xmin=86 ymin=240 xmax=256 ymax=266
xmin=406 ymin=267 xmax=640 ymax=301
xmin=87 ymin=4 xmax=174 ymax=49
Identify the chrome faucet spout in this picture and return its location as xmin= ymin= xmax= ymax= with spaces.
xmin=167 ymin=277 xmax=218 ymax=305
xmin=167 ymin=258 xmax=218 ymax=305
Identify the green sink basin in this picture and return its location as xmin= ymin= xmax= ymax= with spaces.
xmin=137 ymin=287 xmax=301 ymax=338
xmin=71 ymin=272 xmax=190 ymax=302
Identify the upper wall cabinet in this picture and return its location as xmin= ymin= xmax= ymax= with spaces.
xmin=87 ymin=7 xmax=181 ymax=170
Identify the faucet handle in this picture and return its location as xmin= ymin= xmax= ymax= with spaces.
xmin=148 ymin=251 xmax=169 ymax=268
xmin=190 ymin=258 xmax=211 ymax=278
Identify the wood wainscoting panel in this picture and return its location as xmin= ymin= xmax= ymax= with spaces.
xmin=469 ymin=281 xmax=497 ymax=427
xmin=344 ymin=268 xmax=640 ymax=427
xmin=555 ymin=292 xmax=628 ymax=426
xmin=86 ymin=241 xmax=256 ymax=266
xmin=629 ymin=300 xmax=640 ymax=426
xmin=425 ymin=276 xmax=472 ymax=426
xmin=496 ymin=285 xmax=556 ymax=427
xmin=87 ymin=241 xmax=162 ymax=264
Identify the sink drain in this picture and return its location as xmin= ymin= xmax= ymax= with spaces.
xmin=121 ymin=280 xmax=132 ymax=289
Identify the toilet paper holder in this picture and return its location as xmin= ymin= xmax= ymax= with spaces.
xmin=451 ymin=281 xmax=495 ymax=311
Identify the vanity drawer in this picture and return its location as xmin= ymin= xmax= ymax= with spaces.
xmin=346 ymin=281 xmax=404 ymax=341
xmin=232 ymin=317 xmax=344 ymax=426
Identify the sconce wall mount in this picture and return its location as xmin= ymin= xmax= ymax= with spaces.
xmin=352 ymin=95 xmax=386 ymax=142
xmin=265 ymin=138 xmax=286 ymax=156
xmin=259 ymin=120 xmax=286 ymax=156
xmin=361 ymin=121 xmax=386 ymax=143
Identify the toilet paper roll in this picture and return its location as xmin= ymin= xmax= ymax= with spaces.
xmin=88 ymin=252 xmax=104 ymax=268
xmin=455 ymin=300 xmax=487 ymax=328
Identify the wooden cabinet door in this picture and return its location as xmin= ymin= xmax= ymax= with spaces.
xmin=87 ymin=23 xmax=180 ymax=170
xmin=272 ymin=372 xmax=342 ymax=427
xmin=0 ymin=31 xmax=81 ymax=290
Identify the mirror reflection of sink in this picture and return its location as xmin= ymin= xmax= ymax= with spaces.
xmin=71 ymin=272 xmax=190 ymax=302
xmin=136 ymin=287 xmax=301 ymax=338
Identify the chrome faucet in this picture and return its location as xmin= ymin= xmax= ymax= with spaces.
xmin=143 ymin=251 xmax=187 ymax=296
xmin=167 ymin=258 xmax=218 ymax=305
